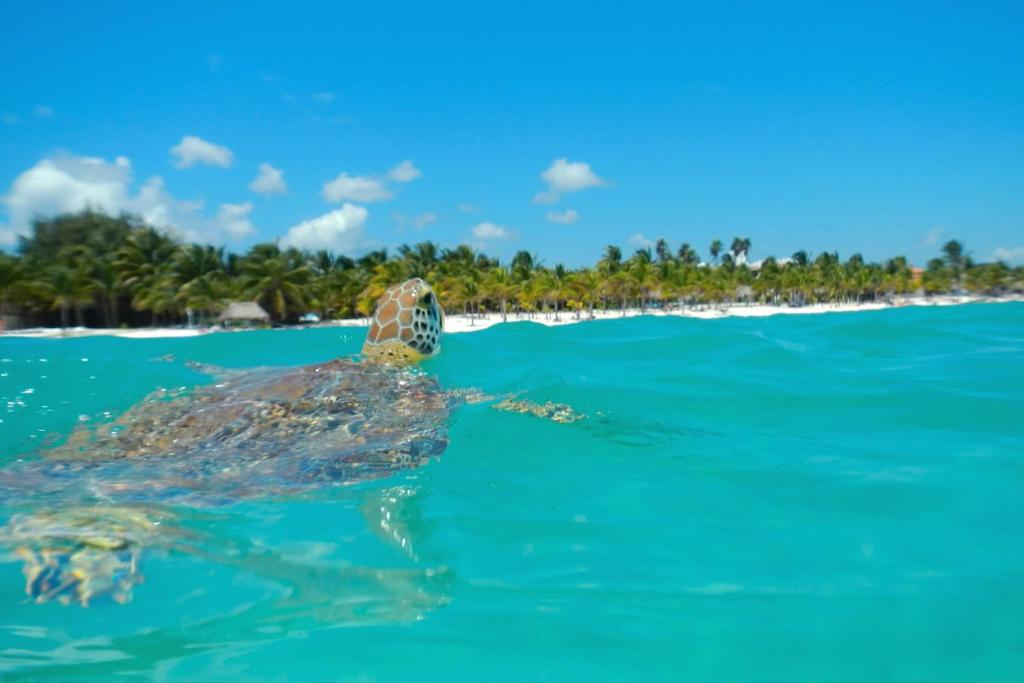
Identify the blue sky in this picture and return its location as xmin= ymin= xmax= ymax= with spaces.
xmin=1 ymin=1 xmax=1022 ymax=266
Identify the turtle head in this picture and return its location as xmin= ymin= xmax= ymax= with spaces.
xmin=362 ymin=278 xmax=445 ymax=364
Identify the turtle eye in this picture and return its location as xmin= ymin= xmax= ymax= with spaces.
xmin=419 ymin=292 xmax=435 ymax=308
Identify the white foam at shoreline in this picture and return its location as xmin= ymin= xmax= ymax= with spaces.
xmin=1 ymin=295 xmax=1018 ymax=339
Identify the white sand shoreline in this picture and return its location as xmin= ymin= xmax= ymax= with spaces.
xmin=2 ymin=295 xmax=1020 ymax=340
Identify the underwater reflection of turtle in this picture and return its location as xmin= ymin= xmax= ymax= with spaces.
xmin=0 ymin=278 xmax=580 ymax=608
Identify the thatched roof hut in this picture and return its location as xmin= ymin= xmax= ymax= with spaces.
xmin=218 ymin=302 xmax=270 ymax=325
xmin=735 ymin=285 xmax=754 ymax=302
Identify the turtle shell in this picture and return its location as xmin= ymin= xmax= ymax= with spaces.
xmin=8 ymin=359 xmax=453 ymax=502
xmin=0 ymin=359 xmax=455 ymax=606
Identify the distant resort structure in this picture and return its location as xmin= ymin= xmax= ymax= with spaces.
xmin=0 ymin=210 xmax=1021 ymax=331
xmin=218 ymin=302 xmax=270 ymax=327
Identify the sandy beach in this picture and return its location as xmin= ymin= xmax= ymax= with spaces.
xmin=2 ymin=295 xmax=1017 ymax=340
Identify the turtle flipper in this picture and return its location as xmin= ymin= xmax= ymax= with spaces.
xmin=361 ymin=485 xmax=425 ymax=561
xmin=2 ymin=506 xmax=165 ymax=606
xmin=491 ymin=396 xmax=585 ymax=424
xmin=153 ymin=355 xmax=236 ymax=379
xmin=16 ymin=544 xmax=140 ymax=606
xmin=446 ymin=387 xmax=499 ymax=405
xmin=183 ymin=360 xmax=243 ymax=379
xmin=448 ymin=387 xmax=586 ymax=424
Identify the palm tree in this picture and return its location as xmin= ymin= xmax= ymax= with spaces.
xmin=603 ymin=271 xmax=631 ymax=314
xmin=599 ymin=245 xmax=622 ymax=275
xmin=627 ymin=251 xmax=659 ymax=312
xmin=710 ymin=239 xmax=723 ymax=265
xmin=320 ymin=266 xmax=365 ymax=319
xmin=311 ymin=249 xmax=337 ymax=276
xmin=882 ymin=256 xmax=912 ymax=299
xmin=442 ymin=244 xmax=477 ymax=276
xmin=923 ymin=258 xmax=952 ymax=295
xmin=133 ymin=263 xmax=179 ymax=323
xmin=181 ymin=244 xmax=226 ymax=276
xmin=398 ymin=241 xmax=440 ymax=279
xmin=115 ymin=227 xmax=179 ymax=325
xmin=942 ymin=240 xmax=964 ymax=270
xmin=633 ymin=246 xmax=653 ymax=265
xmin=703 ymin=266 xmax=732 ymax=306
xmin=546 ymin=264 xmax=573 ymax=320
xmin=367 ymin=259 xmax=408 ymax=302
xmin=510 ymin=250 xmax=536 ymax=282
xmin=942 ymin=239 xmax=967 ymax=290
xmin=52 ymin=245 xmax=104 ymax=326
xmin=676 ymin=243 xmax=699 ymax=265
xmin=515 ymin=273 xmax=542 ymax=317
xmin=483 ymin=266 xmax=516 ymax=322
xmin=172 ymin=245 xmax=228 ymax=325
xmin=239 ymin=244 xmax=311 ymax=321
xmin=38 ymin=264 xmax=95 ymax=327
xmin=0 ymin=254 xmax=25 ymax=325
xmin=655 ymin=238 xmax=671 ymax=264
xmin=730 ymin=237 xmax=751 ymax=264
xmin=460 ymin=274 xmax=482 ymax=323
xmin=753 ymin=257 xmax=780 ymax=304
xmin=90 ymin=255 xmax=122 ymax=327
xmin=178 ymin=276 xmax=228 ymax=323
xmin=569 ymin=269 xmax=600 ymax=319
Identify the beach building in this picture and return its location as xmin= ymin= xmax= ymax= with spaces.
xmin=218 ymin=302 xmax=270 ymax=327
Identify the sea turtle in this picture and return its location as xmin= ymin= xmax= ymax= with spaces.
xmin=0 ymin=278 xmax=581 ymax=607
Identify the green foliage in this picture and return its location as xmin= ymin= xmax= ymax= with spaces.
xmin=0 ymin=210 xmax=1019 ymax=329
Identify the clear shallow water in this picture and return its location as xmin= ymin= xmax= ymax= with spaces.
xmin=1 ymin=303 xmax=1023 ymax=681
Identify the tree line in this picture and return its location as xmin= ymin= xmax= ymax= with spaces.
xmin=0 ymin=210 xmax=1020 ymax=329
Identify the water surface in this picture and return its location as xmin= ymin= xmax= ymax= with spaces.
xmin=2 ymin=304 xmax=1023 ymax=681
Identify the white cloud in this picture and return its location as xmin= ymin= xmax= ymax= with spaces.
xmin=629 ymin=233 xmax=654 ymax=248
xmin=249 ymin=162 xmax=287 ymax=194
xmin=472 ymin=222 xmax=510 ymax=240
xmin=543 ymin=158 xmax=606 ymax=192
xmin=132 ymin=177 xmax=253 ymax=243
xmin=215 ymin=202 xmax=255 ymax=239
xmin=2 ymin=153 xmax=253 ymax=245
xmin=170 ymin=135 xmax=234 ymax=169
xmin=386 ymin=160 xmax=421 ymax=183
xmin=133 ymin=176 xmax=203 ymax=232
xmin=395 ymin=210 xmax=437 ymax=230
xmin=414 ymin=212 xmax=436 ymax=229
xmin=922 ymin=227 xmax=944 ymax=246
xmin=322 ymin=173 xmax=393 ymax=203
xmin=993 ymin=246 xmax=1024 ymax=263
xmin=0 ymin=223 xmax=16 ymax=248
xmin=281 ymin=204 xmax=368 ymax=252
xmin=322 ymin=161 xmax=419 ymax=204
xmin=34 ymin=105 xmax=54 ymax=118
xmin=311 ymin=92 xmax=337 ymax=103
xmin=533 ymin=158 xmax=606 ymax=204
xmin=5 ymin=154 xmax=133 ymax=231
xmin=545 ymin=209 xmax=579 ymax=224
xmin=457 ymin=203 xmax=478 ymax=213
xmin=2 ymin=113 xmax=20 ymax=125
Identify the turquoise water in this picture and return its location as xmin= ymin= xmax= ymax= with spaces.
xmin=1 ymin=303 xmax=1023 ymax=681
